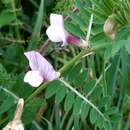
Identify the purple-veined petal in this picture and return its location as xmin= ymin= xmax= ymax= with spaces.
xmin=24 ymin=51 xmax=39 ymax=70
xmin=24 ymin=51 xmax=60 ymax=82
xmin=24 ymin=51 xmax=53 ymax=71
xmin=45 ymin=70 xmax=60 ymax=81
xmin=24 ymin=70 xmax=43 ymax=87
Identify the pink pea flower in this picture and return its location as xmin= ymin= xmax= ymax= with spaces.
xmin=24 ymin=51 xmax=60 ymax=87
xmin=46 ymin=13 xmax=88 ymax=47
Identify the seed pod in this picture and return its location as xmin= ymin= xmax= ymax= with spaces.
xmin=2 ymin=98 xmax=24 ymax=130
xmin=103 ymin=16 xmax=118 ymax=40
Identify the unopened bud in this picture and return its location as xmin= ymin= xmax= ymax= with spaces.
xmin=67 ymin=35 xmax=89 ymax=48
xmin=103 ymin=16 xmax=118 ymax=40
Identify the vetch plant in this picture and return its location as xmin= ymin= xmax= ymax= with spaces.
xmin=46 ymin=13 xmax=88 ymax=47
xmin=1 ymin=0 xmax=130 ymax=130
xmin=24 ymin=51 xmax=60 ymax=87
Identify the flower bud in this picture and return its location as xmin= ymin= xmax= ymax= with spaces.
xmin=66 ymin=35 xmax=88 ymax=48
xmin=103 ymin=16 xmax=118 ymax=40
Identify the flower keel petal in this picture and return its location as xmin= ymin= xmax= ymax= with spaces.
xmin=24 ymin=70 xmax=43 ymax=87
xmin=46 ymin=26 xmax=63 ymax=42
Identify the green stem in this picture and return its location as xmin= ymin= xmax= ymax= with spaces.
xmin=59 ymin=49 xmax=90 ymax=74
xmin=124 ymin=118 xmax=130 ymax=130
xmin=86 ymin=9 xmax=94 ymax=43
xmin=117 ymin=118 xmax=123 ymax=130
xmin=25 ymin=82 xmax=48 ymax=103
xmin=0 ymin=86 xmax=19 ymax=100
xmin=11 ymin=0 xmax=20 ymax=39
xmin=65 ymin=114 xmax=74 ymax=130
xmin=61 ymin=111 xmax=69 ymax=129
xmin=86 ymin=64 xmax=111 ymax=98
xmin=29 ymin=0 xmax=39 ymax=8
xmin=59 ymin=78 xmax=107 ymax=121
xmin=103 ymin=61 xmax=107 ymax=96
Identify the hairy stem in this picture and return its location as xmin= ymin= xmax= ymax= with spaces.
xmin=59 ymin=78 xmax=107 ymax=121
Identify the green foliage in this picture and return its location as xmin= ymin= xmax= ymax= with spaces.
xmin=1 ymin=0 xmax=130 ymax=130
xmin=0 ymin=86 xmax=17 ymax=128
xmin=54 ymin=0 xmax=75 ymax=14
xmin=0 ymin=64 xmax=15 ymax=88
xmin=29 ymin=0 xmax=45 ymax=49
xmin=65 ymin=0 xmax=91 ymax=39
xmin=0 ymin=93 xmax=16 ymax=115
xmin=88 ymin=0 xmax=130 ymax=39
xmin=23 ymin=97 xmax=47 ymax=125
xmin=0 ymin=10 xmax=16 ymax=27
xmin=64 ymin=91 xmax=75 ymax=112
xmin=45 ymin=62 xmax=121 ymax=130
